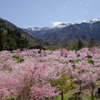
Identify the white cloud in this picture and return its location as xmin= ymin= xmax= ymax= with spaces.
xmin=83 ymin=10 xmax=88 ymax=14
xmin=52 ymin=22 xmax=67 ymax=27
xmin=64 ymin=6 xmax=67 ymax=9
xmin=86 ymin=3 xmax=89 ymax=6
xmin=80 ymin=2 xmax=89 ymax=6
xmin=80 ymin=1 xmax=83 ymax=4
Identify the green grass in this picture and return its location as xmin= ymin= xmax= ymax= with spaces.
xmin=12 ymin=56 xmax=24 ymax=63
xmin=43 ymin=95 xmax=68 ymax=100
xmin=54 ymin=95 xmax=68 ymax=100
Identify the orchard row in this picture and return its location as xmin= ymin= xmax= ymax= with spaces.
xmin=0 ymin=47 xmax=100 ymax=100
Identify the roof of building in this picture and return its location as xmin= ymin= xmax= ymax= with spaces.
xmin=28 ymin=45 xmax=47 ymax=50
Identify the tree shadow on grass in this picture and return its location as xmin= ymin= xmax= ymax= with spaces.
xmin=68 ymin=92 xmax=82 ymax=100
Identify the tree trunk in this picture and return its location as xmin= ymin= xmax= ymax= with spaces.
xmin=79 ymin=81 xmax=82 ymax=94
xmin=71 ymin=75 xmax=73 ymax=87
xmin=91 ymin=85 xmax=95 ymax=100
xmin=61 ymin=91 xmax=63 ymax=100
xmin=91 ymin=94 xmax=94 ymax=100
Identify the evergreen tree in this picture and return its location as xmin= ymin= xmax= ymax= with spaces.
xmin=88 ymin=38 xmax=96 ymax=48
xmin=77 ymin=40 xmax=84 ymax=50
xmin=0 ymin=29 xmax=4 ymax=51
xmin=9 ymin=38 xmax=17 ymax=50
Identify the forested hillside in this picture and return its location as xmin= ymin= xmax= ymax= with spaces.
xmin=0 ymin=29 xmax=29 ymax=51
xmin=0 ymin=18 xmax=47 ymax=49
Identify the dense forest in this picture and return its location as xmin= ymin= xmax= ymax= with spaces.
xmin=0 ymin=28 xmax=29 ymax=51
xmin=44 ymin=39 xmax=98 ymax=51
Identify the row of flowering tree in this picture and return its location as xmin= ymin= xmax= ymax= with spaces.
xmin=0 ymin=47 xmax=100 ymax=100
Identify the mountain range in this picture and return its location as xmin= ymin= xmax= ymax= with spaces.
xmin=22 ymin=23 xmax=74 ymax=37
xmin=23 ymin=18 xmax=100 ymax=44
xmin=0 ymin=18 xmax=46 ymax=46
xmin=1 ymin=17 xmax=100 ymax=46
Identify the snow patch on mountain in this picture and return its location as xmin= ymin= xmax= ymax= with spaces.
xmin=88 ymin=18 xmax=100 ymax=23
xmin=52 ymin=22 xmax=74 ymax=28
xmin=56 ymin=23 xmax=74 ymax=28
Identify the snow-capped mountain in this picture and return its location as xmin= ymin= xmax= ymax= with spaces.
xmin=27 ymin=27 xmax=41 ymax=31
xmin=88 ymin=18 xmax=100 ymax=23
xmin=22 ymin=18 xmax=100 ymax=39
xmin=41 ymin=18 xmax=100 ymax=44
xmin=22 ymin=24 xmax=67 ymax=37
xmin=27 ymin=27 xmax=54 ymax=31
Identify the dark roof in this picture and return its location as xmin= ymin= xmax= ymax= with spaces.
xmin=28 ymin=45 xmax=47 ymax=50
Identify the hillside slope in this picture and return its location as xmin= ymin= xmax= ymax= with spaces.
xmin=0 ymin=18 xmax=46 ymax=46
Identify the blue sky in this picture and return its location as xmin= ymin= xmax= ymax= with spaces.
xmin=0 ymin=0 xmax=100 ymax=28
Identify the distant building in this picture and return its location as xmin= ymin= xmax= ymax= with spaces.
xmin=28 ymin=45 xmax=47 ymax=55
xmin=28 ymin=45 xmax=47 ymax=50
